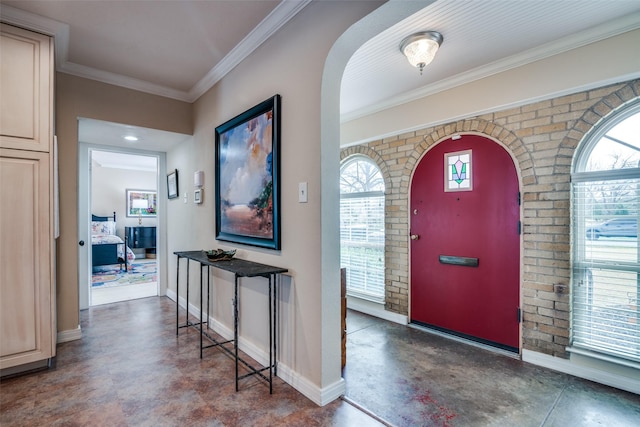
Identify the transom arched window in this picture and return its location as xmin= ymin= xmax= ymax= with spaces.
xmin=340 ymin=156 xmax=385 ymax=302
xmin=571 ymin=99 xmax=640 ymax=363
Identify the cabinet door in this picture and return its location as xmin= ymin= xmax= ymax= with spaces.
xmin=126 ymin=227 xmax=156 ymax=248
xmin=0 ymin=149 xmax=54 ymax=369
xmin=138 ymin=227 xmax=156 ymax=248
xmin=0 ymin=24 xmax=53 ymax=152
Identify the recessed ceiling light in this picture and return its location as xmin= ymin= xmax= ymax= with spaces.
xmin=124 ymin=135 xmax=138 ymax=142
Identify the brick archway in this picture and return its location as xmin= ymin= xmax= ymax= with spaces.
xmin=402 ymin=119 xmax=535 ymax=194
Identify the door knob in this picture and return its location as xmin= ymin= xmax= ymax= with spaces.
xmin=410 ymin=234 xmax=420 ymax=240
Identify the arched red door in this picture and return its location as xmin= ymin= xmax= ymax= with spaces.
xmin=410 ymin=135 xmax=520 ymax=351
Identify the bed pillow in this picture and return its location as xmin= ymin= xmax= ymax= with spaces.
xmin=91 ymin=221 xmax=116 ymax=235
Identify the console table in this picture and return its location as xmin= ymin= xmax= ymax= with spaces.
xmin=174 ymin=250 xmax=287 ymax=393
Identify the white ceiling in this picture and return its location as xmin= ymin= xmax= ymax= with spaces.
xmin=3 ymin=0 xmax=640 ymax=152
xmin=91 ymin=149 xmax=158 ymax=173
xmin=1 ymin=0 xmax=305 ymax=101
xmin=341 ymin=0 xmax=640 ymax=121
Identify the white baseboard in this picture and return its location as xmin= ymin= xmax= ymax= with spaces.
xmin=276 ymin=362 xmax=345 ymax=406
xmin=165 ymin=287 xmax=177 ymax=302
xmin=522 ymin=349 xmax=640 ymax=395
xmin=347 ymin=297 xmax=408 ymax=325
xmin=166 ymin=288 xmax=337 ymax=405
xmin=209 ymin=317 xmax=342 ymax=406
xmin=57 ymin=325 xmax=82 ymax=343
xmin=319 ymin=378 xmax=347 ymax=406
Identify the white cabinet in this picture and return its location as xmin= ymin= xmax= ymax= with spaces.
xmin=1 ymin=24 xmax=53 ymax=152
xmin=0 ymin=23 xmax=55 ymax=371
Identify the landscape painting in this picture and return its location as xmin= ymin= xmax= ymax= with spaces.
xmin=215 ymin=95 xmax=281 ymax=250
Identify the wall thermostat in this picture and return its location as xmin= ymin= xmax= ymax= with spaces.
xmin=194 ymin=189 xmax=203 ymax=204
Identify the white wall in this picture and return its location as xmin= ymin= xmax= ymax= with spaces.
xmin=91 ymin=162 xmax=158 ymax=238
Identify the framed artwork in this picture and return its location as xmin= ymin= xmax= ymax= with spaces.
xmin=126 ymin=189 xmax=157 ymax=217
xmin=444 ymin=150 xmax=473 ymax=192
xmin=167 ymin=169 xmax=179 ymax=199
xmin=215 ymin=94 xmax=281 ymax=250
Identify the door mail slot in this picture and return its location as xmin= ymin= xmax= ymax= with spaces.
xmin=439 ymin=255 xmax=479 ymax=267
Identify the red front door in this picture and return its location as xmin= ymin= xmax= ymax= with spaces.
xmin=410 ymin=135 xmax=520 ymax=350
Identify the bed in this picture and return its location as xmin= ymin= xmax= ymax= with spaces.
xmin=91 ymin=212 xmax=135 ymax=270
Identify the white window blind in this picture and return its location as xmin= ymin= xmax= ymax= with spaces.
xmin=340 ymin=194 xmax=385 ymax=301
xmin=572 ymin=178 xmax=640 ymax=362
xmin=340 ymin=157 xmax=385 ymax=302
xmin=571 ymin=104 xmax=640 ymax=363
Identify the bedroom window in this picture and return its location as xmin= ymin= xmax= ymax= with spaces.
xmin=340 ymin=156 xmax=385 ymax=303
xmin=571 ymin=99 xmax=640 ymax=363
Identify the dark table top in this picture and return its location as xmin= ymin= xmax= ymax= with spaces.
xmin=174 ymin=250 xmax=288 ymax=277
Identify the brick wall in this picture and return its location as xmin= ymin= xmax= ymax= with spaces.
xmin=340 ymin=79 xmax=640 ymax=358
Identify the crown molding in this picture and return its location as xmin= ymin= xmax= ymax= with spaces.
xmin=341 ymin=11 xmax=640 ymax=123
xmin=189 ymin=0 xmax=311 ymax=102
xmin=1 ymin=1 xmax=311 ymax=103
xmin=60 ymin=61 xmax=193 ymax=102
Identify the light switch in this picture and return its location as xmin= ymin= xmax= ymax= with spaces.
xmin=298 ymin=182 xmax=308 ymax=203
xmin=183 ymin=192 xmax=188 ymax=204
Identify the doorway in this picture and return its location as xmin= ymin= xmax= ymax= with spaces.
xmin=410 ymin=134 xmax=520 ymax=352
xmin=77 ymin=117 xmax=188 ymax=310
xmin=89 ymin=150 xmax=159 ymax=306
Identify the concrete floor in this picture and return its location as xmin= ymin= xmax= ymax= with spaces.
xmin=344 ymin=309 xmax=640 ymax=426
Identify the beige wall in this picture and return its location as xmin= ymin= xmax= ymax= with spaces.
xmin=55 ymin=73 xmax=192 ymax=332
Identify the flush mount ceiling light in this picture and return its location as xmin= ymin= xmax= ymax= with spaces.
xmin=124 ymin=135 xmax=139 ymax=142
xmin=400 ymin=31 xmax=443 ymax=75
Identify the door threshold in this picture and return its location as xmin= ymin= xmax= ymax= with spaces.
xmin=409 ymin=322 xmax=521 ymax=360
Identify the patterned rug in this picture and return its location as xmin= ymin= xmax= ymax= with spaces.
xmin=92 ymin=259 xmax=157 ymax=288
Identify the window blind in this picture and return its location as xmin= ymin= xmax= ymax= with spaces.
xmin=572 ymin=178 xmax=640 ymax=362
xmin=340 ymin=194 xmax=385 ymax=302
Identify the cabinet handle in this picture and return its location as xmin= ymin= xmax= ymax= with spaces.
xmin=79 ymin=240 xmax=85 ymax=246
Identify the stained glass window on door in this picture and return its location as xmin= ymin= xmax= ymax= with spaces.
xmin=445 ymin=150 xmax=473 ymax=192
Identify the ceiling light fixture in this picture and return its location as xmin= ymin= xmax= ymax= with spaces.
xmin=124 ymin=135 xmax=139 ymax=142
xmin=400 ymin=31 xmax=443 ymax=75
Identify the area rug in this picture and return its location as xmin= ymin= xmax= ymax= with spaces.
xmin=92 ymin=259 xmax=157 ymax=288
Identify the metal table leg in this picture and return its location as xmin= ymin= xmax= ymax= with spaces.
xmin=268 ymin=274 xmax=273 ymax=394
xmin=175 ymin=255 xmax=180 ymax=335
xmin=200 ymin=263 xmax=204 ymax=359
xmin=274 ymin=273 xmax=278 ymax=377
xmin=234 ymin=274 xmax=239 ymax=392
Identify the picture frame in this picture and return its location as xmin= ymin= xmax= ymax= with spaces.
xmin=126 ymin=189 xmax=157 ymax=218
xmin=215 ymin=94 xmax=281 ymax=250
xmin=167 ymin=169 xmax=179 ymax=199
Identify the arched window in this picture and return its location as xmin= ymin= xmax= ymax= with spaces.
xmin=340 ymin=156 xmax=385 ymax=302
xmin=571 ymin=100 xmax=640 ymax=363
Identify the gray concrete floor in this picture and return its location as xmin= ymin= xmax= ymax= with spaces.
xmin=343 ymin=309 xmax=640 ymax=427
